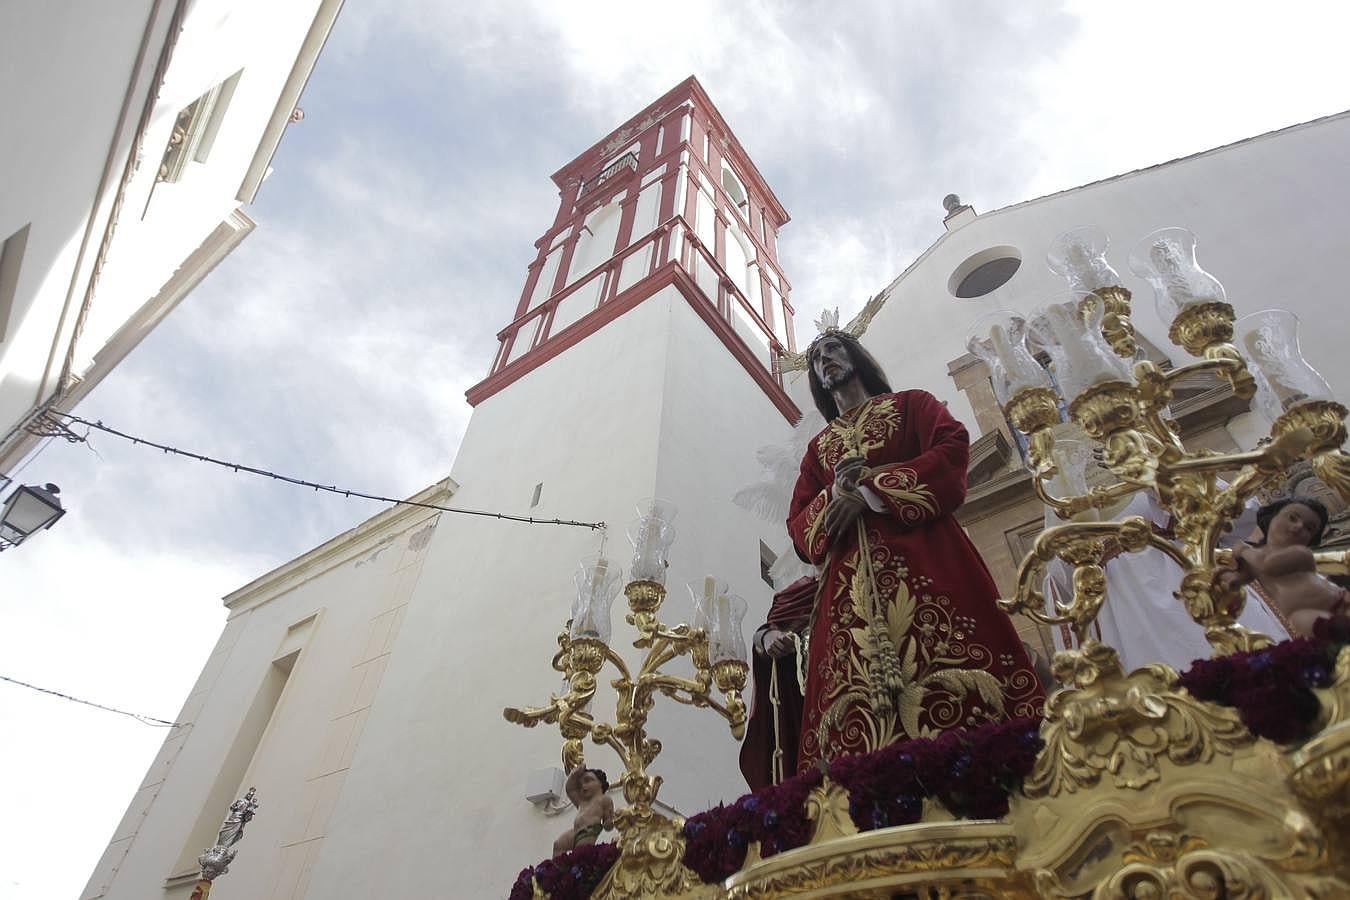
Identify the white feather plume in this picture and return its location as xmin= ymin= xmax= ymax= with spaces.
xmin=732 ymin=410 xmax=826 ymax=589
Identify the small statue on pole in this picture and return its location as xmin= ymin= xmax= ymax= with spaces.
xmin=191 ymin=788 xmax=259 ymax=899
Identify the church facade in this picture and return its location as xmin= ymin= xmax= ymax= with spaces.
xmin=82 ymin=80 xmax=1350 ymax=899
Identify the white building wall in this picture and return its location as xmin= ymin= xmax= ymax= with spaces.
xmin=83 ymin=499 xmax=442 ymax=900
xmin=306 ymin=287 xmax=789 ymax=898
xmin=860 ymin=113 xmax=1350 ymax=440
xmin=0 ymin=0 xmax=339 ymax=467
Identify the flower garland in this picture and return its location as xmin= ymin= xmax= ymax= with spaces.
xmin=1178 ymin=631 xmax=1344 ymax=744
xmin=508 ymin=842 xmax=621 ymax=900
xmin=676 ymin=717 xmax=1041 ymax=885
xmin=680 ymin=768 xmax=823 ymax=883
xmin=828 ymin=717 xmax=1043 ymax=831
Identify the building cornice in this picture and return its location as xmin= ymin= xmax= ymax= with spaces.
xmin=0 ymin=211 xmax=257 ymax=471
xmin=236 ymin=0 xmax=346 ymax=203
xmin=223 ymin=478 xmax=455 ymax=613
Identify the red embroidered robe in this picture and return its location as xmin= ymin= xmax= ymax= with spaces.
xmin=787 ymin=390 xmax=1043 ymax=770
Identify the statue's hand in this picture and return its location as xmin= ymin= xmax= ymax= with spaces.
xmin=833 ymin=456 xmax=866 ymax=494
xmin=761 ymin=628 xmax=797 ymax=658
xmin=823 ymin=492 xmax=866 ymax=541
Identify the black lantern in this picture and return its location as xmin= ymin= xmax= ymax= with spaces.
xmin=0 ymin=483 xmax=65 ymax=548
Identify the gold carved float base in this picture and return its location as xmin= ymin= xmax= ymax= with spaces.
xmin=555 ymin=644 xmax=1350 ymax=900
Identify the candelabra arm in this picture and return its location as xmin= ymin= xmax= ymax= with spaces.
xmin=1166 ymin=426 xmax=1317 ymax=477
xmin=502 ymin=699 xmax=566 ymax=728
xmin=635 ymin=635 xmax=686 ymax=681
xmin=1002 ymin=517 xmax=1185 ymax=644
xmin=1034 ymin=474 xmax=1141 ymax=520
xmin=1161 ymin=355 xmax=1249 ymax=389
xmin=598 ymin=643 xmax=634 ymax=683
xmin=647 ymin=672 xmax=714 ymax=709
xmin=570 ymin=709 xmax=630 ymax=762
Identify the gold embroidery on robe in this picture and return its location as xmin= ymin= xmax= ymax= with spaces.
xmin=807 ymin=526 xmax=1012 ymax=761
xmin=870 ymin=466 xmax=938 ymax=525
xmin=816 ymin=396 xmax=904 ymax=470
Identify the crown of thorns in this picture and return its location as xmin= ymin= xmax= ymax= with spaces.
xmin=772 ymin=293 xmax=889 ymax=374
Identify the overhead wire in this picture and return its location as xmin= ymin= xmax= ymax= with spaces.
xmin=0 ymin=673 xmax=186 ymax=728
xmin=55 ymin=413 xmax=605 ymax=531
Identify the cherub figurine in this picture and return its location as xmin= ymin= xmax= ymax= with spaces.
xmin=1219 ymin=497 xmax=1346 ymax=636
xmin=552 ymin=767 xmax=614 ymax=857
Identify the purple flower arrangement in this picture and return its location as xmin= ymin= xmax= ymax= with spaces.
xmin=1178 ymin=633 xmax=1343 ymax=744
xmin=677 ymin=717 xmax=1042 ymax=885
xmin=828 ymin=717 xmax=1043 ymax=830
xmin=508 ymin=841 xmax=621 ymax=900
xmin=680 ymin=768 xmax=823 ymax=883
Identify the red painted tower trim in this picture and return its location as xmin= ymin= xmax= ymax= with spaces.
xmin=468 ymin=77 xmax=799 ymax=422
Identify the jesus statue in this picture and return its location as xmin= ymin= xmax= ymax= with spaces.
xmin=777 ymin=331 xmax=1044 ymax=771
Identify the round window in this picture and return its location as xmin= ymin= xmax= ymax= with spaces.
xmin=948 ymin=247 xmax=1022 ymax=298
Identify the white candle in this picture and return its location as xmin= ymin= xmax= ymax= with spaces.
xmin=638 ymin=517 xmax=660 ymax=578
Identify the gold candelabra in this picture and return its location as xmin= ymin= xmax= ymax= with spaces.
xmin=973 ymin=226 xmax=1350 ymax=657
xmin=504 ymin=501 xmax=748 ymax=897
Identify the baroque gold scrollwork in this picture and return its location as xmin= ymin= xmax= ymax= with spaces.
xmin=1024 ymin=642 xmax=1251 ymax=798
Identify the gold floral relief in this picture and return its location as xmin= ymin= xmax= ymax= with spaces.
xmin=816 ymin=395 xmax=904 ymax=470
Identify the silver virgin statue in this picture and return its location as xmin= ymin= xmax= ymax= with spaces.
xmin=197 ymin=788 xmax=259 ymax=881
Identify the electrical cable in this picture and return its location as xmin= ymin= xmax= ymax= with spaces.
xmin=56 ymin=413 xmax=605 ymax=530
xmin=0 ymin=673 xmax=185 ymax=727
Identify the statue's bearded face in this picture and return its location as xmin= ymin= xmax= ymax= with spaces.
xmin=811 ymin=336 xmax=855 ymax=390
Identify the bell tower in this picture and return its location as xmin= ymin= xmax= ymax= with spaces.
xmin=467 ymin=76 xmax=799 ymax=421
xmin=304 ymin=77 xmax=804 ymax=898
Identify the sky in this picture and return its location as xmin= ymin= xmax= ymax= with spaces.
xmin=3 ymin=2 xmax=1349 ymax=898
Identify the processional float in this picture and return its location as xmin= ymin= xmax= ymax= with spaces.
xmin=505 ymin=227 xmax=1350 ymax=898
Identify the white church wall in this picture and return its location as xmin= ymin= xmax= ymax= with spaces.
xmin=648 ymin=296 xmax=796 ymax=815
xmin=858 ymin=114 xmax=1350 ymax=442
xmin=307 ymin=286 xmax=794 ymax=898
xmin=85 ymin=499 xmax=441 ymax=900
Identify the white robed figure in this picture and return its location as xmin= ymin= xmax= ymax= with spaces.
xmin=1043 ymin=488 xmax=1290 ymax=672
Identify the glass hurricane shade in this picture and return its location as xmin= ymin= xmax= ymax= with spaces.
xmin=627 ymin=498 xmax=678 ymax=585
xmin=1046 ymin=226 xmax=1122 ymax=293
xmin=689 ymin=577 xmax=748 ymax=664
xmin=966 ymin=309 xmax=1051 ymax=405
xmin=0 ymin=483 xmax=64 ymax=546
xmin=1047 ymin=440 xmax=1093 ymax=498
xmin=1233 ymin=309 xmax=1335 ymax=423
xmin=1127 ymin=226 xmax=1226 ymax=322
xmin=1028 ymin=292 xmax=1135 ymax=402
xmin=571 ymin=556 xmax=622 ymax=642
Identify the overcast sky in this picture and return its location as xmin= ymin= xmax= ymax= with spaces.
xmin=3 ymin=3 xmax=1349 ymax=898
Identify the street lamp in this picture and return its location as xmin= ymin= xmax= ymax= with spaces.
xmin=0 ymin=483 xmax=65 ymax=549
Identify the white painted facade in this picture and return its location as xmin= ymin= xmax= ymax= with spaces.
xmin=847 ymin=112 xmax=1350 ymax=445
xmin=0 ymin=0 xmax=343 ymax=472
